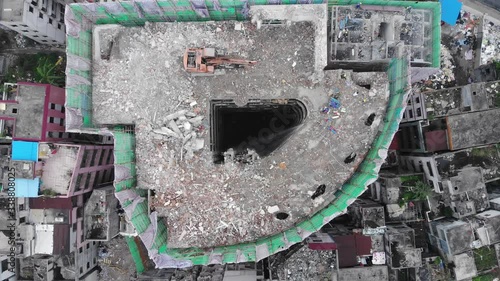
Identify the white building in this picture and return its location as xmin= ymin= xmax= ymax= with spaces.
xmin=0 ymin=254 xmax=16 ymax=281
xmin=0 ymin=0 xmax=78 ymax=45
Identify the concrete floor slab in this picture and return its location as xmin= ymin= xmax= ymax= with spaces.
xmin=92 ymin=20 xmax=390 ymax=248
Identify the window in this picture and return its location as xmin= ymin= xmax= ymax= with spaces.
xmin=79 ymin=247 xmax=82 ymax=253
xmin=11 ymin=24 xmax=18 ymax=27
xmin=29 ymin=6 xmax=34 ymax=13
xmin=426 ymin=162 xmax=434 ymax=177
xmin=49 ymin=117 xmax=54 ymax=123
xmin=72 ymin=223 xmax=77 ymax=231
xmin=80 ymin=267 xmax=83 ymax=274
xmin=57 ymin=23 xmax=62 ymax=30
xmin=86 ymin=262 xmax=90 ymax=269
xmin=86 ymin=243 xmax=89 ymax=249
xmin=1 ymin=259 xmax=8 ymax=271
xmin=415 ymin=97 xmax=420 ymax=103
xmin=20 ymin=217 xmax=26 ymax=223
xmin=438 ymin=182 xmax=443 ymax=192
xmin=61 ymin=106 xmax=65 ymax=113
xmin=19 ymin=204 xmax=24 ymax=210
xmin=473 ymin=91 xmax=477 ymax=96
xmin=21 ymin=30 xmax=29 ymax=33
xmin=58 ymin=132 xmax=63 ymax=138
xmin=12 ymin=108 xmax=17 ymax=114
xmin=41 ymin=40 xmax=47 ymax=43
xmin=59 ymin=118 xmax=64 ymax=126
xmin=49 ymin=18 xmax=53 ymax=24
xmin=408 ymin=110 xmax=413 ymax=118
xmin=416 ymin=108 xmax=422 ymax=117
xmin=39 ymin=12 xmax=44 ymax=19
xmin=33 ymin=35 xmax=39 ymax=38
xmin=50 ymin=103 xmax=56 ymax=109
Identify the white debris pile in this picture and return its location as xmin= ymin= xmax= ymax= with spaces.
xmin=481 ymin=21 xmax=500 ymax=64
xmin=421 ymin=44 xmax=455 ymax=90
xmin=153 ymin=105 xmax=205 ymax=161
xmin=274 ymin=245 xmax=335 ymax=281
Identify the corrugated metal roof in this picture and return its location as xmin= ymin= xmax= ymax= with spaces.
xmin=53 ymin=224 xmax=71 ymax=255
xmin=30 ymin=197 xmax=73 ymax=209
xmin=334 ymin=234 xmax=372 ymax=268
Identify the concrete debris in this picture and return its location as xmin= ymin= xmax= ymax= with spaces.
xmin=267 ymin=205 xmax=280 ymax=214
xmin=92 ymin=20 xmax=390 ymax=248
xmin=273 ymin=245 xmax=335 ymax=281
xmin=482 ymin=21 xmax=500 ymax=64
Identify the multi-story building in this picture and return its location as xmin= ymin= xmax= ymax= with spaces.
xmin=369 ymin=172 xmax=427 ymax=222
xmin=37 ymin=142 xmax=114 ymax=198
xmin=0 ymin=0 xmax=78 ymax=45
xmin=0 ymin=254 xmax=16 ymax=281
xmin=348 ymin=198 xmax=386 ymax=228
xmin=384 ymin=224 xmax=422 ymax=280
xmin=84 ymin=185 xmax=120 ymax=241
xmin=0 ymin=82 xmax=69 ymax=142
xmin=400 ymin=144 xmax=500 ymax=194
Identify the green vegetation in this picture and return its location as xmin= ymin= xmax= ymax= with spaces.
xmin=473 ymin=246 xmax=498 ymax=272
xmin=400 ymin=175 xmax=423 ymax=186
xmin=470 ymin=146 xmax=498 ymax=158
xmin=1 ymin=53 xmax=65 ymax=87
xmin=473 ymin=273 xmax=496 ymax=281
xmin=41 ymin=189 xmax=58 ymax=197
xmin=398 ymin=180 xmax=432 ymax=207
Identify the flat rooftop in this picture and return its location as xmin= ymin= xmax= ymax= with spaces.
xmin=10 ymin=84 xmax=45 ymax=139
xmin=447 ymin=108 xmax=500 ymax=150
xmin=92 ymin=19 xmax=391 ymax=248
xmin=38 ymin=144 xmax=79 ymax=196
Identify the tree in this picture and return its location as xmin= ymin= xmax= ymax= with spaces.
xmin=398 ymin=181 xmax=432 ymax=207
xmin=34 ymin=56 xmax=64 ymax=86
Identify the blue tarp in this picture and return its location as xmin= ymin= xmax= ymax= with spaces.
xmin=440 ymin=0 xmax=463 ymax=26
xmin=12 ymin=141 xmax=39 ymax=161
xmin=15 ymin=178 xmax=40 ymax=197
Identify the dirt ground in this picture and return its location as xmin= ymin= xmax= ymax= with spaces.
xmin=97 ymin=237 xmax=146 ymax=281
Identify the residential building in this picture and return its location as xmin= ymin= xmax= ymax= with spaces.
xmin=384 ymin=224 xmax=422 ymax=280
xmin=0 ymin=254 xmax=16 ymax=281
xmin=22 ymin=196 xmax=100 ymax=280
xmin=0 ymin=82 xmax=69 ymax=142
xmin=37 ymin=143 xmax=114 ymax=198
xmin=0 ymin=0 xmax=79 ymax=45
xmin=348 ymin=198 xmax=386 ymax=228
xmin=428 ymin=219 xmax=474 ymax=261
xmin=84 ymin=185 xmax=120 ymax=241
xmin=337 ymin=266 xmax=389 ymax=281
xmin=400 ymin=144 xmax=500 ymax=194
xmin=452 ymin=251 xmax=477 ymax=281
xmin=398 ymin=81 xmax=500 ymax=153
xmin=369 ymin=172 xmax=426 ymax=222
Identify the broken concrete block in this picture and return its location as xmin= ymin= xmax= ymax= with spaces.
xmin=188 ymin=116 xmax=204 ymax=126
xmin=183 ymin=122 xmax=192 ymax=131
xmin=169 ymin=120 xmax=183 ymax=136
xmin=153 ymin=127 xmax=179 ymax=138
xmin=165 ymin=110 xmax=187 ymax=121
xmin=267 ymin=205 xmax=280 ymax=214
xmin=191 ymin=139 xmax=204 ymax=151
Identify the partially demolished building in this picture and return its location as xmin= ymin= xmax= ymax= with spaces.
xmin=63 ymin=0 xmax=440 ymax=271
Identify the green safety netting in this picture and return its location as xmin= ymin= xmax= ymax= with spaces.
xmin=64 ymin=0 xmax=430 ymax=270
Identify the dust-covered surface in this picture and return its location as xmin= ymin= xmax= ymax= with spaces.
xmin=92 ymin=21 xmax=390 ymax=248
xmin=273 ymin=245 xmax=335 ymax=281
xmin=98 ymin=237 xmax=151 ymax=281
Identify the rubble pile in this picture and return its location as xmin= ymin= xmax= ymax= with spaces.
xmin=420 ymin=44 xmax=456 ymax=90
xmin=275 ymin=245 xmax=335 ymax=281
xmin=482 ymin=21 xmax=500 ymax=64
xmin=93 ymin=21 xmax=390 ymax=248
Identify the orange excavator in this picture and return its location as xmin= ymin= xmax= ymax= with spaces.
xmin=183 ymin=48 xmax=257 ymax=76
